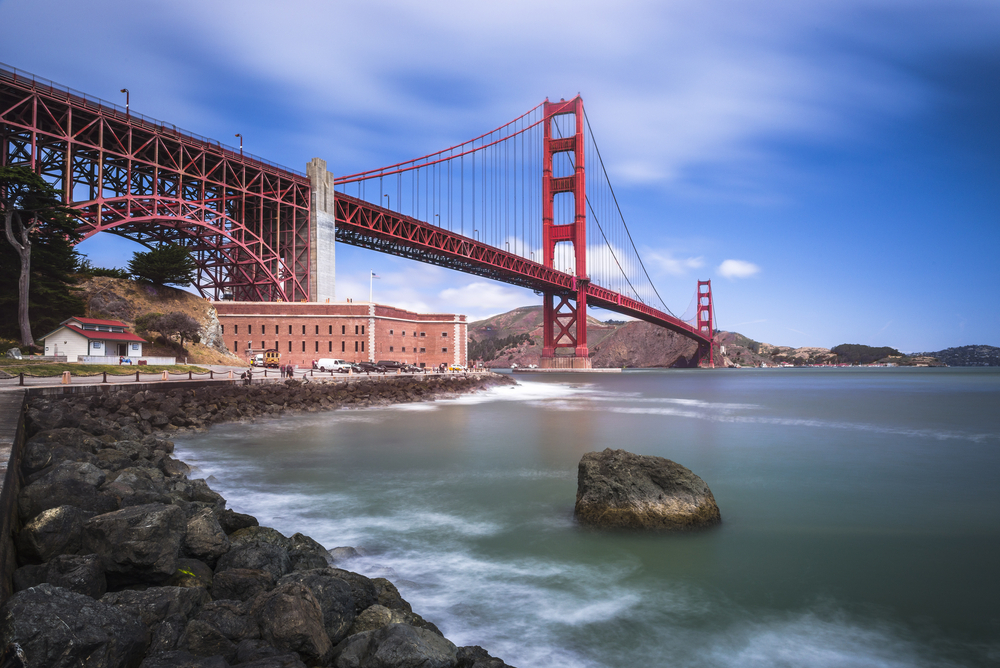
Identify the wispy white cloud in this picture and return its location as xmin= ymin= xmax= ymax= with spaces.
xmin=718 ymin=259 xmax=761 ymax=279
xmin=645 ymin=250 xmax=705 ymax=276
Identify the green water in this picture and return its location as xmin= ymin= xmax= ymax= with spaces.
xmin=174 ymin=368 xmax=1000 ymax=667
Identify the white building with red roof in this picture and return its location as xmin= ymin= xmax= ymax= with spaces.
xmin=41 ymin=317 xmax=147 ymax=362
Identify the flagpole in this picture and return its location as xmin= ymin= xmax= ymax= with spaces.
xmin=369 ymin=271 xmax=373 ymax=303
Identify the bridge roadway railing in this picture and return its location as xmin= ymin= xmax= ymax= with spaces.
xmin=334 ymin=193 xmax=709 ymax=346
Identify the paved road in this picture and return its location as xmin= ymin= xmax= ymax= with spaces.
xmin=0 ymin=364 xmax=481 ymax=392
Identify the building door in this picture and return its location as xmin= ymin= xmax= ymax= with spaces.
xmin=118 ymin=343 xmax=127 ymax=356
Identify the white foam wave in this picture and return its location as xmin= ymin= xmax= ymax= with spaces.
xmin=608 ymin=407 xmax=1000 ymax=444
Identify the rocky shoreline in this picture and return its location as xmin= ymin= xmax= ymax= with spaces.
xmin=2 ymin=373 xmax=517 ymax=668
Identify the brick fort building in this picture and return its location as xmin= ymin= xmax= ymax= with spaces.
xmin=214 ymin=301 xmax=468 ymax=369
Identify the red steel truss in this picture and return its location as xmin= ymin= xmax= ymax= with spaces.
xmin=696 ymin=280 xmax=715 ymax=367
xmin=334 ymin=192 xmax=709 ymax=344
xmin=0 ymin=64 xmax=310 ymax=301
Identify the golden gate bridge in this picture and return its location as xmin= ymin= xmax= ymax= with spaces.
xmin=1 ymin=63 xmax=716 ymax=368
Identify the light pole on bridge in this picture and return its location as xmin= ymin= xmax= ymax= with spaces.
xmin=235 ymin=134 xmax=243 ymax=157
xmin=119 ymin=88 xmax=129 ymax=118
xmin=384 ymin=194 xmax=390 ymax=210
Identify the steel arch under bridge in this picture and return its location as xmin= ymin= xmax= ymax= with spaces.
xmin=1 ymin=64 xmax=312 ymax=302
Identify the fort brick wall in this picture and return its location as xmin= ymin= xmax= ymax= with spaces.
xmin=214 ymin=302 xmax=467 ymax=369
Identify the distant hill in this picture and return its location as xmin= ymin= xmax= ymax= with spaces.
xmin=466 ymin=306 xmax=995 ymax=368
xmin=468 ymin=307 xmax=701 ymax=368
xmin=917 ymin=345 xmax=1000 ymax=366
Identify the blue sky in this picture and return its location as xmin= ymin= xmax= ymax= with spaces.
xmin=2 ymin=0 xmax=997 ymax=352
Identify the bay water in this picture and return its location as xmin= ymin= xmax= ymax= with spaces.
xmin=173 ymin=368 xmax=1000 ymax=667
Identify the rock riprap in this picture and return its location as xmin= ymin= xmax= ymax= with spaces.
xmin=1 ymin=381 xmax=516 ymax=668
xmin=574 ymin=448 xmax=721 ymax=530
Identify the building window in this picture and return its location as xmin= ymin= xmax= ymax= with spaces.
xmin=328 ymin=341 xmax=332 ymax=352
xmin=221 ymin=324 xmax=225 ymax=334
xmin=402 ymin=347 xmax=406 ymax=353
xmin=329 ymin=325 xmax=333 ymax=335
xmin=234 ymin=340 xmax=239 ymax=351
xmin=420 ymin=347 xmax=425 ymax=353
xmin=342 ymin=341 xmax=345 ymax=352
xmin=355 ymin=341 xmax=358 ymax=352
xmin=355 ymin=325 xmax=359 ymax=335
xmin=261 ymin=341 xmax=264 ymax=350
xmin=442 ymin=347 xmax=448 ymax=353
xmin=315 ymin=325 xmax=319 ymax=335
xmin=275 ymin=325 xmax=279 ymax=334
xmin=390 ymin=346 xmax=394 ymax=352
xmin=413 ymin=331 xmax=417 ymax=337
xmin=402 ymin=331 xmax=405 ymax=336
xmin=288 ymin=341 xmax=292 ymax=352
xmin=389 ymin=329 xmax=394 ymax=335
xmin=342 ymin=325 xmax=346 ymax=334
xmin=275 ymin=341 xmax=278 ymax=350
xmin=235 ymin=325 xmax=239 ymax=334
xmin=420 ymin=332 xmax=426 ymax=337
xmin=302 ymin=341 xmax=306 ymax=352
xmin=289 ymin=325 xmax=292 ymax=334
xmin=442 ymin=332 xmax=447 ymax=337
xmin=361 ymin=341 xmax=365 ymax=352
xmin=315 ymin=341 xmax=319 ymax=352
xmin=361 ymin=325 xmax=365 ymax=335
xmin=302 ymin=325 xmax=306 ymax=335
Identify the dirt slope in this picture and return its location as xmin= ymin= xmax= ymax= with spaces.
xmin=78 ymin=277 xmax=243 ymax=366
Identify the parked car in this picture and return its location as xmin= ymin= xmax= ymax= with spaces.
xmin=403 ymin=364 xmax=425 ymax=373
xmin=355 ymin=361 xmax=387 ymax=374
xmin=376 ymin=360 xmax=407 ymax=371
xmin=315 ymin=358 xmax=353 ymax=372
xmin=448 ymin=364 xmax=466 ymax=371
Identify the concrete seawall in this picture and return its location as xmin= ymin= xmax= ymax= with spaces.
xmin=0 ymin=390 xmax=26 ymax=602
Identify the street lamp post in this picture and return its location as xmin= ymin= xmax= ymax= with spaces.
xmin=384 ymin=194 xmax=390 ymax=210
xmin=120 ymin=88 xmax=129 ymax=117
xmin=235 ymin=134 xmax=243 ymax=156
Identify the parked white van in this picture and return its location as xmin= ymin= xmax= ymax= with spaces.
xmin=316 ymin=358 xmax=352 ymax=372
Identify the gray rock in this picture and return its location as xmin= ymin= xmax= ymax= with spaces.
xmin=22 ymin=439 xmax=97 ymax=474
xmin=328 ymin=547 xmax=363 ymax=565
xmin=326 ymin=569 xmax=379 ymax=614
xmin=331 ymin=623 xmax=457 ymax=668
xmin=211 ymin=568 xmax=275 ymax=602
xmin=168 ymin=558 xmax=215 ymax=590
xmin=83 ymin=503 xmax=187 ymax=585
xmin=372 ymin=578 xmax=412 ymax=613
xmin=228 ymin=527 xmax=291 ymax=551
xmin=574 ymin=448 xmax=721 ymax=530
xmin=456 ymin=645 xmax=515 ymax=668
xmin=147 ymin=613 xmax=188 ymax=656
xmin=177 ymin=618 xmax=238 ymax=664
xmin=25 ymin=427 xmax=105 ymax=454
xmin=216 ymin=542 xmax=291 ymax=581
xmin=194 ymin=600 xmax=259 ymax=643
xmin=278 ymin=569 xmax=359 ymax=645
xmin=288 ymin=533 xmax=332 ymax=571
xmin=347 ymin=605 xmax=442 ymax=638
xmin=139 ymin=650 xmax=229 ymax=668
xmin=0 ymin=583 xmax=148 ymax=668
xmin=101 ymin=586 xmax=210 ymax=629
xmin=15 ymin=505 xmax=96 ymax=564
xmin=184 ymin=508 xmax=231 ymax=566
xmin=18 ymin=461 xmax=116 ymax=522
xmin=249 ymin=582 xmax=332 ymax=665
xmin=216 ymin=508 xmax=259 ymax=535
xmin=14 ymin=554 xmax=108 ymax=598
xmin=233 ymin=639 xmax=308 ymax=667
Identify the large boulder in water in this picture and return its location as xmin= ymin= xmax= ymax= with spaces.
xmin=574 ymin=448 xmax=721 ymax=530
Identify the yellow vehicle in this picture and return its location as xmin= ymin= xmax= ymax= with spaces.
xmin=263 ymin=349 xmax=281 ymax=368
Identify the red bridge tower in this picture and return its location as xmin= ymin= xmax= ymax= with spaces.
xmin=541 ymin=96 xmax=590 ymax=369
